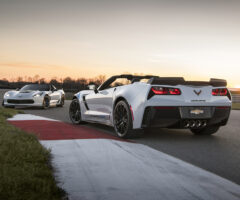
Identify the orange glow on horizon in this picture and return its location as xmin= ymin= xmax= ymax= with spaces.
xmin=0 ymin=62 xmax=239 ymax=88
xmin=234 ymin=85 xmax=240 ymax=89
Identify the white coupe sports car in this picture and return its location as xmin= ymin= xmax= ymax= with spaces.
xmin=2 ymin=84 xmax=65 ymax=109
xmin=69 ymin=75 xmax=232 ymax=138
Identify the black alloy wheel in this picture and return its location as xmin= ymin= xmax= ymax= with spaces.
xmin=113 ymin=100 xmax=143 ymax=138
xmin=42 ymin=96 xmax=50 ymax=109
xmin=69 ymin=98 xmax=83 ymax=124
xmin=57 ymin=96 xmax=65 ymax=107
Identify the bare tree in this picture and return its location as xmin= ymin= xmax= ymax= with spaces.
xmin=27 ymin=76 xmax=33 ymax=82
xmin=33 ymin=74 xmax=40 ymax=83
xmin=17 ymin=77 xmax=23 ymax=82
xmin=39 ymin=78 xmax=46 ymax=84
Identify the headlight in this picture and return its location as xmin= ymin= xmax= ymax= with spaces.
xmin=4 ymin=93 xmax=10 ymax=97
xmin=33 ymin=92 xmax=43 ymax=97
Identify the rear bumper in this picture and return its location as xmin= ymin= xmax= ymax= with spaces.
xmin=141 ymin=106 xmax=231 ymax=128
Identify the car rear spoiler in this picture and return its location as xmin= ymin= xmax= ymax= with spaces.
xmin=148 ymin=77 xmax=227 ymax=87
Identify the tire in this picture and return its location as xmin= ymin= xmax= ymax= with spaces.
xmin=42 ymin=96 xmax=50 ymax=109
xmin=113 ymin=100 xmax=143 ymax=138
xmin=69 ymin=98 xmax=85 ymax=124
xmin=57 ymin=96 xmax=65 ymax=107
xmin=191 ymin=126 xmax=220 ymax=135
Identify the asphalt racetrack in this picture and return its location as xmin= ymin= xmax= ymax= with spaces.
xmin=1 ymin=89 xmax=240 ymax=185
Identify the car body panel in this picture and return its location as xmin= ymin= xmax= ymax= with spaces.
xmin=3 ymin=84 xmax=65 ymax=107
xmin=73 ymin=75 xmax=232 ymax=130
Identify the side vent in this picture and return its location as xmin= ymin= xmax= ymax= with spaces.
xmin=82 ymin=95 xmax=89 ymax=110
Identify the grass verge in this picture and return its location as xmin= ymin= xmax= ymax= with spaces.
xmin=0 ymin=108 xmax=66 ymax=200
xmin=232 ymin=103 xmax=240 ymax=110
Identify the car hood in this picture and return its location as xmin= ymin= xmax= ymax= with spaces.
xmin=6 ymin=90 xmax=42 ymax=98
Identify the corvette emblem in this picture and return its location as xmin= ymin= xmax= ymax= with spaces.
xmin=190 ymin=109 xmax=204 ymax=115
xmin=194 ymin=90 xmax=202 ymax=96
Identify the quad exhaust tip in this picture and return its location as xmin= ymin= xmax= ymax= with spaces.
xmin=184 ymin=120 xmax=207 ymax=128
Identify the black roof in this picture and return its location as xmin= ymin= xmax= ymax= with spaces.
xmin=111 ymin=74 xmax=227 ymax=86
xmin=98 ymin=74 xmax=227 ymax=90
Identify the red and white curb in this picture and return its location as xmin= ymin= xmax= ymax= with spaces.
xmin=8 ymin=114 xmax=240 ymax=200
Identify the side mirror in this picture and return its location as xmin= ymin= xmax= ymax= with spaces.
xmin=16 ymin=88 xmax=19 ymax=91
xmin=94 ymin=88 xmax=98 ymax=93
xmin=51 ymin=88 xmax=57 ymax=92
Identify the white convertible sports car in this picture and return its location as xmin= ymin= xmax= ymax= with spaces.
xmin=2 ymin=84 xmax=65 ymax=109
xmin=69 ymin=75 xmax=232 ymax=138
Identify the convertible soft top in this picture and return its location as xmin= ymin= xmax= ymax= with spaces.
xmin=100 ymin=75 xmax=227 ymax=90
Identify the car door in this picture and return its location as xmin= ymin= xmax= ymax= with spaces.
xmin=85 ymin=87 xmax=115 ymax=123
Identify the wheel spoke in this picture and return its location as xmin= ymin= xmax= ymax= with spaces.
xmin=70 ymin=100 xmax=81 ymax=123
xmin=114 ymin=103 xmax=129 ymax=135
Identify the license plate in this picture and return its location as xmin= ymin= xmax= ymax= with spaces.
xmin=179 ymin=107 xmax=213 ymax=119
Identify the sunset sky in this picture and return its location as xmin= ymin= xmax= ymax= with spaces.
xmin=0 ymin=0 xmax=240 ymax=87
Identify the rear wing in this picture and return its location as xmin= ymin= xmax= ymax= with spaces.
xmin=148 ymin=77 xmax=227 ymax=87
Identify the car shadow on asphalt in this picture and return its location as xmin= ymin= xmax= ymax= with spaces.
xmin=82 ymin=123 xmax=217 ymax=143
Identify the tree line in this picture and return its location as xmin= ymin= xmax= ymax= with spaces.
xmin=0 ymin=75 xmax=106 ymax=92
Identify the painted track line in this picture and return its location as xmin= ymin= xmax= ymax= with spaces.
xmin=8 ymin=114 xmax=123 ymax=141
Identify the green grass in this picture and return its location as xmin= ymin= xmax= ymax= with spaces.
xmin=0 ymin=108 xmax=66 ymax=200
xmin=232 ymin=103 xmax=240 ymax=110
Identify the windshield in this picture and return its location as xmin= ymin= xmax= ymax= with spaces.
xmin=20 ymin=84 xmax=50 ymax=92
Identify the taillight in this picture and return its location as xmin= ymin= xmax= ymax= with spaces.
xmin=151 ymin=87 xmax=181 ymax=95
xmin=169 ymin=88 xmax=181 ymax=95
xmin=212 ymin=88 xmax=228 ymax=96
xmin=152 ymin=87 xmax=168 ymax=95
